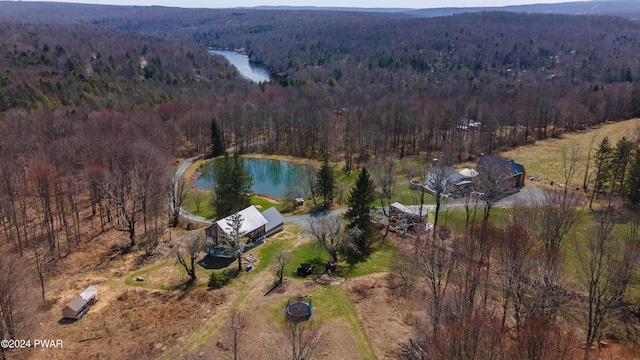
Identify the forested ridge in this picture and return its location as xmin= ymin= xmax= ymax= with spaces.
xmin=0 ymin=22 xmax=245 ymax=111
xmin=42 ymin=8 xmax=640 ymax=161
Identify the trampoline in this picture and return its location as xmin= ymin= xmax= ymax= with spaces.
xmin=286 ymin=296 xmax=313 ymax=322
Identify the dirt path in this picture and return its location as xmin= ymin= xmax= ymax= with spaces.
xmin=158 ymin=269 xmax=275 ymax=359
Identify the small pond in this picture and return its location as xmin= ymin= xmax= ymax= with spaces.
xmin=195 ymin=157 xmax=313 ymax=199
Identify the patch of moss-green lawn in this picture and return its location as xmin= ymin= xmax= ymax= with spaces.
xmin=182 ymin=190 xmax=283 ymax=220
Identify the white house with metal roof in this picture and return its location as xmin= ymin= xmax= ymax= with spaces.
xmin=205 ymin=205 xmax=284 ymax=257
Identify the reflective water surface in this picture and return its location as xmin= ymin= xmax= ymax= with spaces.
xmin=209 ymin=49 xmax=273 ymax=83
xmin=195 ymin=157 xmax=313 ymax=199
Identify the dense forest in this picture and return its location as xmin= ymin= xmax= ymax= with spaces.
xmin=2 ymin=3 xmax=640 ymax=359
xmin=0 ymin=22 xmax=247 ymax=111
xmin=5 ymin=7 xmax=640 ymax=163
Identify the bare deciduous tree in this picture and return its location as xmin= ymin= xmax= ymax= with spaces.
xmin=31 ymin=232 xmax=50 ymax=301
xmin=283 ymin=320 xmax=323 ymax=360
xmin=474 ymin=162 xmax=509 ymax=222
xmin=415 ymin=227 xmax=458 ymax=335
xmin=575 ymin=212 xmax=640 ymax=357
xmin=404 ymin=160 xmax=429 ymax=222
xmin=0 ymin=252 xmax=30 ymax=344
xmin=272 ymin=248 xmax=292 ymax=283
xmin=533 ymin=189 xmax=580 ymax=256
xmin=175 ymin=232 xmax=205 ymax=282
xmin=307 ymin=215 xmax=342 ymax=263
xmin=369 ymin=156 xmax=397 ymax=236
xmin=494 ymin=224 xmax=535 ymax=336
xmin=225 ymin=309 xmax=247 ymax=360
xmin=168 ymin=174 xmax=187 ymax=227
xmin=426 ymin=160 xmax=456 ymax=234
xmin=192 ymin=190 xmax=204 ymax=214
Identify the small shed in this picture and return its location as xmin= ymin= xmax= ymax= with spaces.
xmin=390 ymin=202 xmax=424 ymax=225
xmin=262 ymin=206 xmax=285 ymax=237
xmin=61 ymin=285 xmax=100 ymax=320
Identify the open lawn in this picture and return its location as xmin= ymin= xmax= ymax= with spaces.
xmin=501 ymin=118 xmax=640 ymax=186
xmin=182 ymin=189 xmax=283 ymax=219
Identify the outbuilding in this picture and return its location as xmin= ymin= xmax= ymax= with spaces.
xmin=61 ymin=285 xmax=100 ymax=320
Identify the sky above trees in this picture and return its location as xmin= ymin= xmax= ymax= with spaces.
xmin=16 ymin=0 xmax=570 ymax=10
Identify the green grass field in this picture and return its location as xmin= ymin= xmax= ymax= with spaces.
xmin=501 ymin=118 xmax=640 ymax=185
xmin=182 ymin=190 xmax=283 ymax=220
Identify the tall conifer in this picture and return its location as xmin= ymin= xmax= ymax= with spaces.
xmin=345 ymin=167 xmax=376 ymax=250
xmin=315 ymin=157 xmax=335 ymax=209
xmin=210 ymin=117 xmax=225 ymax=158
xmin=212 ymin=152 xmax=252 ymax=218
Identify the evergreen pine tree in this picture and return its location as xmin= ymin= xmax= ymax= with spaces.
xmin=212 ymin=152 xmax=252 ymax=218
xmin=608 ymin=136 xmax=632 ymax=205
xmin=345 ymin=167 xmax=376 ymax=250
xmin=231 ymin=152 xmax=252 ymax=210
xmin=626 ymin=149 xmax=640 ymax=206
xmin=210 ymin=117 xmax=225 ymax=158
xmin=315 ymin=157 xmax=335 ymax=209
xmin=589 ymin=137 xmax=614 ymax=208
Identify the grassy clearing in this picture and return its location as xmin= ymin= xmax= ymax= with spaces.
xmin=264 ymin=283 xmax=377 ymax=360
xmin=182 ymin=190 xmax=283 ymax=219
xmin=285 ymin=241 xmax=327 ymax=276
xmin=124 ymin=259 xmax=211 ymax=290
xmin=182 ymin=190 xmax=216 ymax=218
xmin=337 ymin=169 xmax=360 ymax=187
xmin=243 ymin=224 xmax=301 ymax=277
xmin=388 ymin=183 xmax=447 ymax=206
xmin=339 ymin=240 xmax=397 ymax=278
xmin=284 ymin=236 xmax=397 ymax=279
xmin=501 ymin=118 xmax=640 ymax=184
xmin=312 ymin=285 xmax=377 ymax=359
xmin=250 ymin=196 xmax=282 ymax=211
xmin=181 ymin=157 xmax=206 ymax=182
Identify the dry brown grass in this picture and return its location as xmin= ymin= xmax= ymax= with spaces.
xmin=501 ymin=119 xmax=640 ymax=186
xmin=241 ymin=153 xmax=320 ymax=169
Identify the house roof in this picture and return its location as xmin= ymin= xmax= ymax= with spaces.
xmin=66 ymin=295 xmax=88 ymax=312
xmin=391 ymin=202 xmax=421 ymax=216
xmin=458 ymin=118 xmax=481 ymax=130
xmin=427 ymin=165 xmax=461 ymax=185
xmin=216 ymin=205 xmax=268 ymax=237
xmin=458 ymin=168 xmax=479 ymax=178
xmin=477 ymin=155 xmax=523 ymax=179
xmin=262 ymin=206 xmax=284 ymax=233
